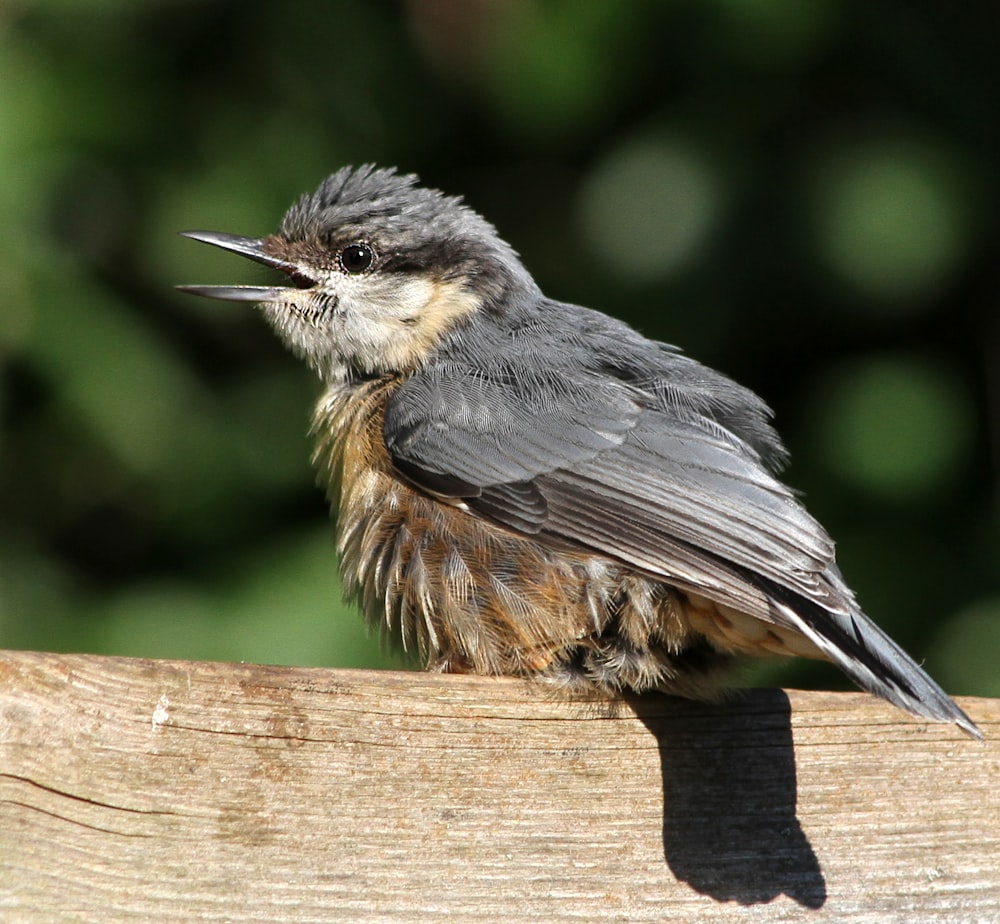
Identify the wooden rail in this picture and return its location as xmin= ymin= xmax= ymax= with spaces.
xmin=1 ymin=649 xmax=997 ymax=922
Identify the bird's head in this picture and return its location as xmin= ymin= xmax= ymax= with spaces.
xmin=178 ymin=165 xmax=536 ymax=381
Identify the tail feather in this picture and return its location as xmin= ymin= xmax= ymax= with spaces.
xmin=768 ymin=590 xmax=982 ymax=740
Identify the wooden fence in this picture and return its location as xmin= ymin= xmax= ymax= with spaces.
xmin=1 ymin=649 xmax=997 ymax=922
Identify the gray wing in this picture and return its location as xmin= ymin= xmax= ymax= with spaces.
xmin=385 ymin=359 xmax=835 ymax=614
xmin=385 ymin=355 xmax=980 ymax=736
xmin=384 ymin=363 xmax=641 ymax=487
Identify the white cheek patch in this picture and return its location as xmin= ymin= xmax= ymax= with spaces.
xmin=263 ymin=272 xmax=481 ymax=379
xmin=341 ymin=274 xmax=436 ymax=323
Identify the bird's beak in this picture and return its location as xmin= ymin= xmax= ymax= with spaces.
xmin=175 ymin=230 xmax=303 ymax=302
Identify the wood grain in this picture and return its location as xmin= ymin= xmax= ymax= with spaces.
xmin=0 ymin=649 xmax=997 ymax=922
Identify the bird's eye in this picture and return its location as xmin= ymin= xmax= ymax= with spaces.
xmin=339 ymin=242 xmax=376 ymax=275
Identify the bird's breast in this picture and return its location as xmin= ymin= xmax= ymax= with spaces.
xmin=310 ymin=378 xmax=613 ymax=675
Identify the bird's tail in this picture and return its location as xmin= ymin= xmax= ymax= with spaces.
xmin=769 ymin=588 xmax=982 ymax=739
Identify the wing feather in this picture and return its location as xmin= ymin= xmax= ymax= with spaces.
xmin=390 ymin=363 xmax=840 ymax=613
xmin=382 ymin=337 xmax=979 ymax=736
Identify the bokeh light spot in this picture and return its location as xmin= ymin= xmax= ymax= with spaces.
xmin=812 ymin=354 xmax=974 ymax=501
xmin=807 ymin=136 xmax=972 ymax=303
xmin=927 ymin=598 xmax=1000 ymax=697
xmin=578 ymin=135 xmax=723 ymax=282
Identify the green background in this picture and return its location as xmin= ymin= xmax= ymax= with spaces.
xmin=2 ymin=0 xmax=997 ymax=698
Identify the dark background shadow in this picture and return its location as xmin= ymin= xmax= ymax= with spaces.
xmin=626 ymin=689 xmax=826 ymax=908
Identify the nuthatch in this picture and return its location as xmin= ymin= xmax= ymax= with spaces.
xmin=179 ymin=165 xmax=979 ymax=738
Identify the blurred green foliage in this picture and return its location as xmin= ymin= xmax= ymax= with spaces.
xmin=0 ymin=0 xmax=997 ymax=696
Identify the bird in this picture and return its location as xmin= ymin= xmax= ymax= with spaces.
xmin=178 ymin=164 xmax=980 ymax=739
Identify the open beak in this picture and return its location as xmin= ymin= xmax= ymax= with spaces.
xmin=176 ymin=230 xmax=306 ymax=302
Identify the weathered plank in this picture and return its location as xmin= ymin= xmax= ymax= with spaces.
xmin=0 ymin=649 xmax=996 ymax=922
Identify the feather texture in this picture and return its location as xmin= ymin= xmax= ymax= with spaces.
xmin=380 ymin=299 xmax=980 ymax=737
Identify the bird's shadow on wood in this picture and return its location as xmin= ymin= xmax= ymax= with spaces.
xmin=625 ymin=689 xmax=826 ymax=909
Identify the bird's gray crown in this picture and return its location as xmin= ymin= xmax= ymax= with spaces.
xmin=279 ymin=166 xmax=482 ymax=249
xmin=281 ymin=166 xmax=446 ymax=238
xmin=277 ymin=165 xmax=537 ymax=308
